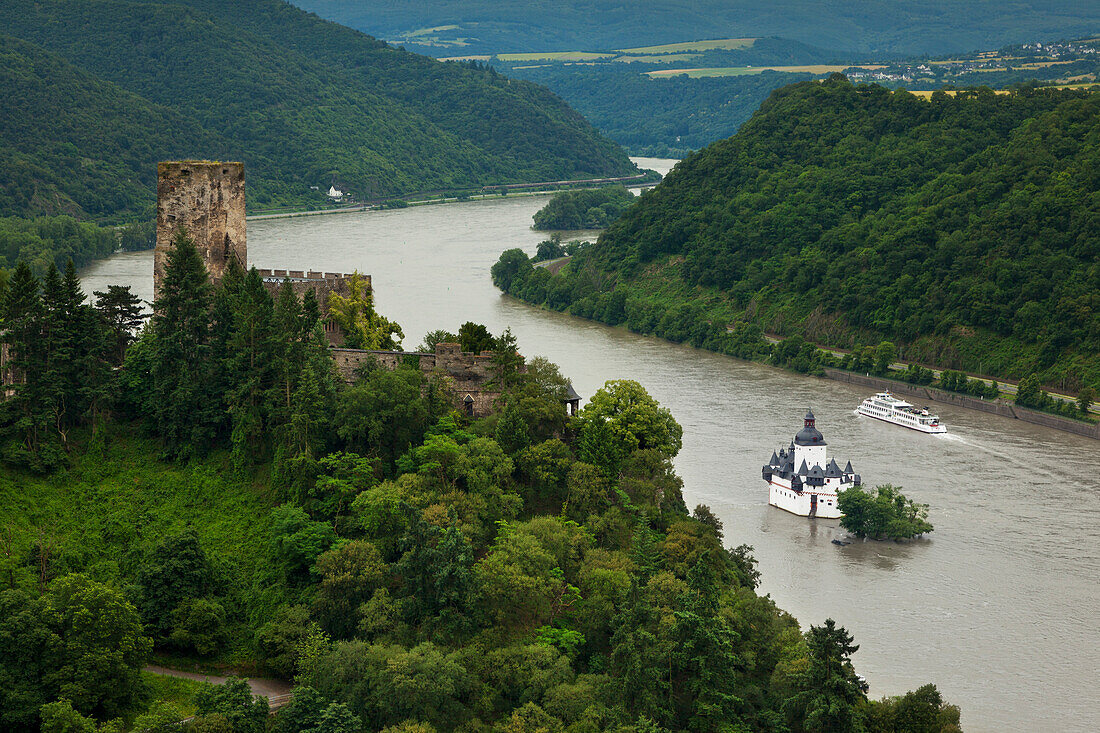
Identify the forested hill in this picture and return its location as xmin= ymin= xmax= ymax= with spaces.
xmin=293 ymin=0 xmax=1100 ymax=56
xmin=498 ymin=79 xmax=1100 ymax=390
xmin=0 ymin=0 xmax=635 ymax=221
xmin=0 ymin=35 xmax=224 ymax=220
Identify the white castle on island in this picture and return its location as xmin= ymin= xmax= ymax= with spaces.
xmin=762 ymin=409 xmax=860 ymax=519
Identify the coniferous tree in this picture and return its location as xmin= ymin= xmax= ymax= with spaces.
xmin=61 ymin=261 xmax=110 ymax=435
xmin=784 ymin=619 xmax=866 ymax=733
xmin=227 ymin=267 xmax=276 ymax=468
xmin=149 ymin=228 xmax=213 ymax=459
xmin=0 ymin=262 xmax=63 ymax=469
xmin=94 ymin=285 xmax=144 ymax=365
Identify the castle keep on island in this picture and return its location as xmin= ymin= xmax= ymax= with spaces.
xmin=156 ymin=160 xmax=509 ymax=417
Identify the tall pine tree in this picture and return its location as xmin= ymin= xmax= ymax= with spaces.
xmin=149 ymin=229 xmax=213 ymax=459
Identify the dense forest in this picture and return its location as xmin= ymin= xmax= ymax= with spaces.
xmin=0 ymin=0 xmax=635 ymax=222
xmin=533 ymin=187 xmax=637 ymax=230
xmin=293 ymin=0 xmax=1100 ymax=56
xmin=493 ymin=79 xmax=1100 ymax=393
xmin=0 ymin=237 xmax=962 ymax=732
xmin=500 ymin=64 xmax=814 ymax=156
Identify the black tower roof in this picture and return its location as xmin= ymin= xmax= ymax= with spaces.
xmin=794 ymin=408 xmax=826 ymax=446
xmin=844 ymin=460 xmax=854 ymax=473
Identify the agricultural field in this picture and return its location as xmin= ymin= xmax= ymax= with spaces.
xmin=617 ymin=37 xmax=757 ymax=54
xmin=647 ymin=64 xmax=884 ymax=78
xmin=496 ymin=50 xmax=615 ymax=62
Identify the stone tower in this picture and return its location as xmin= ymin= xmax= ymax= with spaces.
xmin=155 ymin=161 xmax=246 ymax=297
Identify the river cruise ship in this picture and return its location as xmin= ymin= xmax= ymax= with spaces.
xmin=858 ymin=391 xmax=947 ymax=434
xmin=762 ymin=410 xmax=859 ymax=519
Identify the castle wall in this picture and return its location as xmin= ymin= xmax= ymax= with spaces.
xmin=155 ymin=162 xmax=246 ymax=296
xmin=256 ymin=269 xmax=360 ymax=345
xmin=330 ymin=342 xmax=510 ymax=417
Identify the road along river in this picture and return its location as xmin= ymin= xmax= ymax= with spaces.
xmin=82 ymin=159 xmax=1099 ymax=732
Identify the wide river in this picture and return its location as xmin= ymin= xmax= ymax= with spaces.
xmin=83 ymin=158 xmax=1099 ymax=732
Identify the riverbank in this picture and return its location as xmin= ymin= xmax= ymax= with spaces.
xmin=248 ymin=170 xmax=658 ymax=221
xmin=824 ymin=368 xmax=1100 ymax=440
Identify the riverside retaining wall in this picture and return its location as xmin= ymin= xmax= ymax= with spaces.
xmin=823 ymin=368 xmax=1100 ymax=441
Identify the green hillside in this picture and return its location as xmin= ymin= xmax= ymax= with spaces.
xmin=0 ymin=35 xmax=224 ymax=221
xmin=0 ymin=0 xmax=635 ymax=221
xmin=494 ymin=79 xmax=1100 ymax=392
xmin=293 ymin=0 xmax=1100 ymax=56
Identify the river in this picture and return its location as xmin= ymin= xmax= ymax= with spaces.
xmin=81 ymin=158 xmax=1099 ymax=732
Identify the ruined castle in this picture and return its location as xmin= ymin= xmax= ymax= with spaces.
xmin=156 ymin=160 xmax=508 ymax=416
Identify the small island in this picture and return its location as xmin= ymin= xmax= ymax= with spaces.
xmin=837 ymin=484 xmax=934 ymax=540
xmin=532 ymin=185 xmax=636 ymax=229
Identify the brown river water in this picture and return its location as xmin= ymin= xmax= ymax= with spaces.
xmin=82 ymin=158 xmax=1099 ymax=732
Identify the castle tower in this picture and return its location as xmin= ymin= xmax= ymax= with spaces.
xmin=792 ymin=408 xmax=827 ymax=469
xmin=155 ymin=161 xmax=246 ymax=297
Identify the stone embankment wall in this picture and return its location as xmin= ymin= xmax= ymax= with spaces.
xmin=331 ymin=342 xmax=506 ymax=417
xmin=824 ymin=368 xmax=1100 ymax=440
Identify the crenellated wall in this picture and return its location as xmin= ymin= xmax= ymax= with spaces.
xmin=255 ymin=269 xmax=360 ymax=345
xmin=331 ymin=342 xmax=512 ymax=417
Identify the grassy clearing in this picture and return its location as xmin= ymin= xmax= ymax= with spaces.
xmin=406 ymin=25 xmax=461 ymax=37
xmin=646 ymin=64 xmax=882 ymax=78
xmin=496 ymin=51 xmax=615 ymax=62
xmin=141 ymin=672 xmax=210 ymax=718
xmin=439 ymin=54 xmax=492 ymax=62
xmin=618 ymin=38 xmax=756 ymax=54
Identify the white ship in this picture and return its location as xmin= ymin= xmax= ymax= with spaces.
xmin=762 ymin=409 xmax=859 ymax=519
xmin=857 ymin=391 xmax=946 ymax=434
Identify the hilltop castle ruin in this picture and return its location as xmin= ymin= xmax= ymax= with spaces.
xmin=155 ymin=161 xmax=354 ymax=344
xmin=156 ymin=160 xmax=509 ymax=416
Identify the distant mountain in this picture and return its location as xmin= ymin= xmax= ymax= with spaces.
xmin=497 ymin=79 xmax=1100 ymax=389
xmin=291 ymin=0 xmax=1100 ymax=57
xmin=0 ymin=0 xmax=635 ymax=220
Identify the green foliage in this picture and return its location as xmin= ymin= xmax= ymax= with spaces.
xmin=0 ymin=216 xmax=117 ymax=273
xmin=783 ymin=619 xmax=866 ymax=733
xmin=0 ymin=575 xmax=151 ymax=730
xmin=837 ymin=485 xmax=934 ymax=541
xmin=0 ymin=1 xmax=635 ymax=222
xmin=863 ymin=683 xmax=962 ymax=733
xmin=457 ymin=322 xmax=498 ymax=354
xmin=193 ymin=677 xmax=268 ymax=733
xmin=575 ymin=380 xmax=683 ymax=476
xmin=137 ymin=529 xmax=225 ymax=640
xmin=328 ymin=273 xmax=404 ymax=350
xmin=270 ymin=505 xmax=338 ymax=584
xmin=498 ymin=79 xmax=1100 ymax=390
xmin=169 ymin=598 xmax=230 ymax=657
xmin=532 ymin=186 xmax=636 ymax=230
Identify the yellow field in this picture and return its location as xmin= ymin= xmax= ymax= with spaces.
xmin=1016 ymin=60 xmax=1077 ymax=69
xmin=618 ymin=38 xmax=756 ymax=54
xmin=496 ymin=51 xmax=615 ymax=62
xmin=906 ymin=89 xmax=1011 ymax=98
xmin=613 ymin=53 xmax=700 ymax=64
xmin=646 ymin=64 xmax=884 ymax=79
